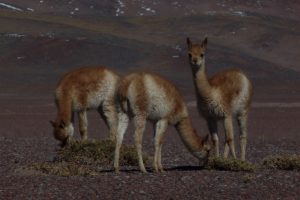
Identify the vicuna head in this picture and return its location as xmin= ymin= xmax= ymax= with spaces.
xmin=186 ymin=37 xmax=207 ymax=69
xmin=194 ymin=134 xmax=211 ymax=166
xmin=50 ymin=120 xmax=74 ymax=147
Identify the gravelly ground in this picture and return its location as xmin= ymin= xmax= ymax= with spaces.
xmin=1 ymin=1 xmax=300 ymax=199
xmin=0 ymin=107 xmax=299 ymax=200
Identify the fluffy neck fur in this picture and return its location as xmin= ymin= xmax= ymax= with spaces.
xmin=175 ymin=117 xmax=205 ymax=158
xmin=192 ymin=60 xmax=213 ymax=102
xmin=55 ymin=92 xmax=72 ymax=125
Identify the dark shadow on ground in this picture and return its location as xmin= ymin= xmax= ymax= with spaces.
xmin=165 ymin=165 xmax=204 ymax=171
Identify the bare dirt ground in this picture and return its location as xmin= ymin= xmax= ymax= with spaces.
xmin=0 ymin=0 xmax=300 ymax=199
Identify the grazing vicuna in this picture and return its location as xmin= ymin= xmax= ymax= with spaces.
xmin=114 ymin=72 xmax=210 ymax=173
xmin=186 ymin=37 xmax=253 ymax=160
xmin=50 ymin=67 xmax=119 ymax=146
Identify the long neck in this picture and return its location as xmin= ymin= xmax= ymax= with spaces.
xmin=175 ymin=117 xmax=204 ymax=158
xmin=55 ymin=94 xmax=72 ymax=124
xmin=191 ymin=60 xmax=212 ymax=102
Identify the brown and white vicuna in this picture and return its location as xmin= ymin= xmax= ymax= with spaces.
xmin=186 ymin=37 xmax=253 ymax=161
xmin=114 ymin=72 xmax=210 ymax=173
xmin=50 ymin=66 xmax=119 ymax=146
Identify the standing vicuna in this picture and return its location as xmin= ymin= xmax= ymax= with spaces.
xmin=50 ymin=67 xmax=119 ymax=146
xmin=114 ymin=72 xmax=210 ymax=173
xmin=186 ymin=37 xmax=253 ymax=161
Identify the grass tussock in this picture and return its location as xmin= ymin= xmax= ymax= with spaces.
xmin=262 ymin=154 xmax=300 ymax=171
xmin=206 ymin=157 xmax=256 ymax=172
xmin=30 ymin=162 xmax=99 ymax=177
xmin=56 ymin=140 xmax=147 ymax=166
xmin=29 ymin=140 xmax=148 ymax=176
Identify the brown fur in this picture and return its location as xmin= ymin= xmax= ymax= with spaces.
xmin=150 ymin=74 xmax=186 ymax=123
xmin=187 ymin=37 xmax=253 ymax=160
xmin=51 ymin=66 xmax=120 ymax=146
xmin=114 ymin=72 xmax=210 ymax=173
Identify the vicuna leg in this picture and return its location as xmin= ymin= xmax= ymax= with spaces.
xmin=99 ymin=100 xmax=118 ymax=141
xmin=207 ymin=119 xmax=219 ymax=157
xmin=78 ymin=110 xmax=88 ymax=140
xmin=114 ymin=112 xmax=129 ymax=173
xmin=153 ymin=119 xmax=168 ymax=172
xmin=223 ymin=116 xmax=236 ymax=159
xmin=237 ymin=112 xmax=248 ymax=161
xmin=134 ymin=114 xmax=147 ymax=173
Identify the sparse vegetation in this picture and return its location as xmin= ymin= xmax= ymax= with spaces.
xmin=28 ymin=140 xmax=148 ymax=176
xmin=243 ymin=174 xmax=254 ymax=183
xmin=25 ymin=142 xmax=300 ymax=176
xmin=206 ymin=157 xmax=256 ymax=172
xmin=262 ymin=154 xmax=300 ymax=171
xmin=30 ymin=162 xmax=99 ymax=177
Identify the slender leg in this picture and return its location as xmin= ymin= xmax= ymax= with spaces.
xmin=223 ymin=116 xmax=236 ymax=159
xmin=98 ymin=100 xmax=118 ymax=141
xmin=114 ymin=111 xmax=129 ymax=173
xmin=237 ymin=112 xmax=248 ymax=161
xmin=153 ymin=119 xmax=168 ymax=172
xmin=68 ymin=111 xmax=75 ymax=140
xmin=158 ymin=145 xmax=164 ymax=172
xmin=134 ymin=114 xmax=147 ymax=173
xmin=78 ymin=110 xmax=88 ymax=140
xmin=207 ymin=119 xmax=219 ymax=157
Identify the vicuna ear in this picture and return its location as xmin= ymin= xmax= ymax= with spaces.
xmin=201 ymin=37 xmax=208 ymax=49
xmin=50 ymin=120 xmax=56 ymax=127
xmin=59 ymin=120 xmax=65 ymax=129
xmin=186 ymin=37 xmax=192 ymax=49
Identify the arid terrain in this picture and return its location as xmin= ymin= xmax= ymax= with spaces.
xmin=0 ymin=0 xmax=300 ymax=199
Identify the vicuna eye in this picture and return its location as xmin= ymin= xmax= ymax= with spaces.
xmin=200 ymin=54 xmax=204 ymax=58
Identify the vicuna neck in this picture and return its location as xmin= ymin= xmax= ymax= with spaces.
xmin=192 ymin=60 xmax=212 ymax=101
xmin=56 ymin=94 xmax=72 ymax=124
xmin=175 ymin=117 xmax=204 ymax=155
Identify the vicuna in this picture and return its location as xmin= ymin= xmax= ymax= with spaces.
xmin=114 ymin=72 xmax=210 ymax=173
xmin=186 ymin=37 xmax=252 ymax=160
xmin=50 ymin=67 xmax=119 ymax=146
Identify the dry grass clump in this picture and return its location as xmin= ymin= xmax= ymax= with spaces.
xmin=262 ymin=154 xmax=300 ymax=171
xmin=56 ymin=140 xmax=145 ymax=166
xmin=206 ymin=157 xmax=256 ymax=172
xmin=30 ymin=162 xmax=99 ymax=177
xmin=29 ymin=140 xmax=148 ymax=176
